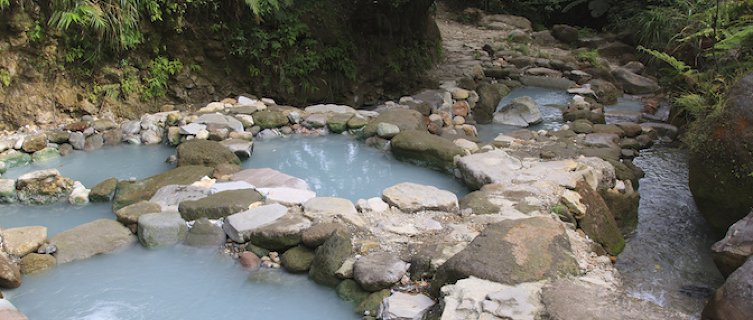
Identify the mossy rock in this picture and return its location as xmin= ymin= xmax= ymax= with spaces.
xmin=327 ymin=113 xmax=354 ymax=133
xmin=254 ymin=111 xmax=289 ymax=129
xmin=309 ymin=230 xmax=352 ymax=287
xmin=390 ymin=130 xmax=465 ymax=173
xmin=90 ymin=177 xmax=118 ymax=203
xmin=360 ymin=108 xmax=425 ymax=139
xmin=598 ymin=188 xmax=640 ymax=229
xmin=336 ymin=279 xmax=371 ymax=304
xmin=576 ymin=181 xmax=625 ymax=255
xmin=354 ymin=289 xmax=391 ymax=316
xmin=459 ymin=190 xmax=498 ymax=215
xmin=179 ymin=189 xmax=263 ymax=220
xmin=281 ymin=245 xmax=317 ymax=273
xmin=176 ymin=140 xmax=240 ymax=168
xmin=113 ymin=166 xmax=214 ymax=211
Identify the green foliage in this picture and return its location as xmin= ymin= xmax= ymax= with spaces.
xmin=576 ymin=49 xmax=603 ymax=68
xmin=0 ymin=0 xmax=9 ymax=10
xmin=140 ymin=56 xmax=182 ymax=100
xmin=0 ymin=69 xmax=11 ymax=87
xmin=28 ymin=20 xmax=44 ymax=42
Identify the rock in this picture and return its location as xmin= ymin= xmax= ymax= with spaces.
xmin=208 ymin=181 xmax=256 ymax=193
xmin=19 ymin=253 xmax=56 ymax=274
xmin=264 ymin=187 xmax=317 ymax=207
xmin=193 ymin=113 xmax=244 ymax=132
xmin=0 ymin=179 xmax=17 ymax=203
xmin=336 ymin=279 xmax=371 ymax=303
xmin=576 ymin=181 xmax=625 ymax=255
xmin=327 ymin=113 xmax=354 ymax=133
xmin=305 ymin=104 xmax=357 ymax=114
xmin=493 ymin=96 xmax=543 ymax=127
xmin=613 ymin=67 xmax=660 ymax=94
xmin=542 ymin=280 xmax=687 ymax=320
xmin=89 ymin=177 xmax=118 ymax=203
xmin=113 ymin=166 xmax=214 ymax=211
xmin=91 ymin=119 xmax=118 ymax=132
xmin=599 ymin=187 xmax=640 ymax=228
xmin=640 ymin=122 xmax=678 ymax=141
xmin=354 ymin=252 xmax=408 ymax=291
xmin=309 ymin=230 xmax=352 ymax=287
xmin=281 ymin=245 xmax=316 ymax=273
xmin=115 ymin=201 xmax=162 ymax=231
xmin=239 ymin=252 xmax=261 ymax=270
xmin=356 ymin=197 xmax=390 ymax=213
xmin=361 ymin=108 xmax=425 ymax=139
xmin=140 ymin=130 xmax=162 ymax=145
xmin=179 ymin=188 xmax=263 ymax=220
xmin=219 ymin=139 xmax=253 ymax=159
xmin=703 ymin=256 xmax=753 ymax=320
xmin=552 ymin=24 xmax=578 ymax=43
xmin=212 ymin=163 xmax=243 ymax=180
xmin=711 ymin=210 xmax=753 ymax=277
xmin=185 ymin=218 xmax=226 ymax=247
xmin=68 ymin=132 xmax=85 ymax=150
xmin=32 ymin=148 xmax=60 ymax=164
xmin=475 ymin=83 xmax=509 ymax=124
xmin=149 ymin=185 xmax=212 ymax=212
xmin=254 ymin=111 xmax=289 ymax=129
xmin=21 ymin=133 xmax=47 ymax=153
xmin=347 ymin=115 xmax=369 ymax=129
xmin=381 ymin=182 xmax=458 ymax=213
xmin=231 ymin=168 xmax=311 ymax=190
xmin=222 ymin=203 xmax=288 ymax=243
xmin=433 ymin=217 xmax=579 ymax=292
xmin=377 ymin=123 xmax=400 ymax=139
xmin=179 ymin=122 xmax=207 ymax=135
xmin=587 ymin=79 xmax=621 ymax=105
xmin=302 ymin=197 xmax=364 ymax=227
xmin=526 ymin=67 xmax=563 ymax=77
xmin=301 ymin=223 xmax=349 ymax=247
xmin=441 ymin=277 xmax=543 ymax=320
xmin=355 ymin=289 xmax=391 ymax=316
xmin=380 ymin=292 xmax=435 ymax=320
xmin=58 ymin=143 xmax=73 ymax=156
xmin=16 ymin=169 xmax=74 ymax=205
xmin=176 ymin=139 xmax=241 ymax=168
xmin=0 ymin=299 xmax=30 ymax=320
xmin=0 ymin=254 xmax=21 ymax=288
xmin=456 ymin=149 xmax=522 ymax=190
xmin=1 ymin=226 xmax=47 ymax=257
xmin=84 ymin=133 xmax=104 ymax=150
xmin=137 ymin=212 xmax=188 ymax=248
xmin=689 ymin=72 xmax=753 ymax=232
xmin=0 ymin=150 xmax=31 ymax=170
xmin=68 ymin=182 xmax=90 ymax=205
xmin=49 ymin=219 xmax=137 ymax=264
xmin=519 ymin=75 xmax=576 ymax=90
xmin=614 ymin=122 xmax=642 ymax=137
xmin=390 ymin=130 xmax=465 ymax=173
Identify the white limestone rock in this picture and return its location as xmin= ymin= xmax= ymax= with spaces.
xmin=381 ymin=182 xmax=458 ymax=213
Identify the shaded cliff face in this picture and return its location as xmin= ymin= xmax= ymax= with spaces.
xmin=0 ymin=0 xmax=440 ymax=130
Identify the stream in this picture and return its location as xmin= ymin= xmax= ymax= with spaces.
xmin=0 ymin=87 xmax=723 ymax=319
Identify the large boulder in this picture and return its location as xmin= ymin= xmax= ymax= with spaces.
xmin=361 ymin=108 xmax=425 ymax=138
xmin=711 ymin=210 xmax=753 ymax=277
xmin=309 ymin=230 xmax=352 ymax=287
xmin=253 ymin=111 xmax=289 ymax=129
xmin=137 ymin=212 xmax=188 ymax=248
xmin=543 ymin=280 xmax=687 ymax=320
xmin=16 ymin=169 xmax=74 ymax=205
xmin=0 ymin=254 xmax=21 ymax=288
xmin=433 ymin=217 xmax=579 ymax=293
xmin=231 ymin=168 xmax=311 ymax=190
xmin=702 ymin=256 xmax=753 ymax=320
xmin=353 ymin=252 xmax=408 ymax=291
xmin=576 ymin=181 xmax=625 ymax=255
xmin=247 ymin=214 xmax=312 ymax=250
xmin=475 ymin=83 xmax=510 ymax=124
xmin=178 ymin=189 xmax=264 ymax=220
xmin=149 ymin=185 xmax=212 ymax=212
xmin=390 ymin=130 xmax=465 ymax=173
xmin=493 ymin=96 xmax=543 ymax=127
xmin=184 ymin=218 xmax=227 ymax=247
xmin=519 ymin=75 xmax=577 ymax=90
xmin=89 ymin=177 xmax=118 ymax=203
xmin=21 ymin=133 xmax=47 ymax=153
xmin=176 ymin=140 xmax=241 ymax=168
xmin=112 ymin=166 xmax=214 ymax=211
xmin=689 ymin=72 xmax=753 ymax=232
xmin=613 ymin=67 xmax=660 ymax=94
xmin=381 ymin=182 xmax=458 ymax=213
xmin=49 ymin=219 xmax=137 ymax=264
xmin=1 ymin=226 xmax=47 ymax=257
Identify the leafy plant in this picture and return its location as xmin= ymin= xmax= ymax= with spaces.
xmin=140 ymin=56 xmax=183 ymax=100
xmin=0 ymin=69 xmax=11 ymax=87
xmin=576 ymin=49 xmax=603 ymax=68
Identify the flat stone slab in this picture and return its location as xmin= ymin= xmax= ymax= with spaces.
xmin=1 ymin=226 xmax=47 ymax=257
xmin=247 ymin=214 xmax=312 ymax=251
xmin=456 ymin=149 xmax=523 ymax=190
xmin=150 ymin=185 xmax=212 ymax=212
xmin=138 ymin=212 xmax=188 ymax=248
xmin=353 ymin=252 xmax=408 ymax=291
xmin=231 ymin=168 xmax=311 ymax=190
xmin=179 ymin=188 xmax=264 ymax=220
xmin=223 ymin=203 xmax=289 ymax=243
xmin=179 ymin=123 xmax=207 ymax=135
xmin=262 ymin=187 xmax=317 ymax=206
xmin=441 ymin=277 xmax=543 ymax=320
xmin=382 ymin=292 xmax=436 ymax=320
xmin=305 ymin=104 xmax=357 ymax=114
xmin=303 ymin=197 xmax=364 ymax=227
xmin=219 ymin=139 xmax=254 ymax=159
xmin=185 ymin=218 xmax=226 ymax=247
xmin=209 ymin=181 xmax=256 ymax=193
xmin=49 ymin=219 xmax=137 ymax=264
xmin=193 ymin=113 xmax=244 ymax=132
xmin=114 ymin=166 xmax=214 ymax=211
xmin=381 ymin=182 xmax=458 ymax=213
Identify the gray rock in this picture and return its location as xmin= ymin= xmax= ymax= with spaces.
xmin=19 ymin=253 xmax=56 ymax=275
xmin=302 ymin=197 xmax=364 ymax=227
xmin=1 ymin=226 xmax=47 ymax=257
xmin=703 ymin=256 xmax=753 ymax=320
xmin=16 ymin=169 xmax=74 ymax=205
xmin=193 ymin=113 xmax=244 ymax=132
xmin=380 ymin=292 xmax=436 ymax=320
xmin=0 ymin=254 xmax=21 ymax=289
xmin=354 ymin=252 xmax=408 ymax=291
xmin=309 ymin=230 xmax=352 ymax=287
xmin=137 ymin=212 xmax=188 ymax=248
xmin=89 ymin=177 xmax=118 ymax=203
xmin=0 ymin=179 xmax=17 ymax=203
xmin=179 ymin=122 xmax=207 ymax=135
xmin=382 ymin=182 xmax=458 ymax=213
xmin=248 ymin=214 xmax=311 ymax=251
xmin=219 ymin=139 xmax=254 ymax=159
xmin=31 ymin=147 xmax=60 ymax=162
xmin=140 ymin=130 xmax=162 ymax=145
xmin=577 ymin=181 xmax=625 ymax=255
xmin=543 ymin=280 xmax=687 ymax=320
xmin=301 ymin=223 xmax=349 ymax=247
xmin=176 ymin=139 xmax=240 ymax=168
xmin=231 ymin=168 xmax=311 ymax=190
xmin=493 ymin=96 xmax=543 ymax=127
xmin=613 ymin=67 xmax=660 ymax=94
xmin=91 ymin=119 xmax=119 ymax=132
xmin=84 ymin=133 xmax=104 ymax=151
xmin=256 ymin=128 xmax=279 ymax=140
xmin=441 ymin=277 xmax=543 ymax=320
xmin=222 ymin=203 xmax=288 ymax=243
xmin=121 ymin=120 xmax=142 ymax=135
xmin=390 ymin=130 xmax=466 ymax=174
xmin=305 ymin=104 xmax=357 ymax=114
xmin=0 ymin=149 xmax=31 ymax=170
xmin=475 ymin=83 xmax=509 ymax=124
xmin=712 ymin=210 xmax=753 ymax=277
xmin=0 ymin=299 xmax=30 ymax=320
xmin=69 ymin=132 xmax=85 ymax=150
xmin=49 ymin=219 xmax=137 ymax=264
xmin=433 ymin=217 xmax=579 ymax=292
xmin=179 ymin=188 xmax=264 ymax=220
xmin=115 ymin=201 xmax=163 ymax=229
xmin=456 ymin=149 xmax=523 ymax=190
xmin=304 ymin=113 xmax=329 ymax=129
xmin=21 ymin=133 xmax=47 ymax=153
xmin=280 ymin=244 xmax=316 ymax=273
xmin=287 ymin=111 xmax=301 ymax=124
xmin=519 ymin=75 xmax=577 ymax=90
xmin=552 ymin=24 xmax=578 ymax=43
xmin=639 ymin=122 xmax=678 ymax=141
xmin=208 ymin=181 xmax=256 ymax=193
xmin=185 ymin=218 xmax=226 ymax=247
xmin=150 ymin=185 xmax=212 ymax=212
xmin=263 ymin=187 xmax=317 ymax=207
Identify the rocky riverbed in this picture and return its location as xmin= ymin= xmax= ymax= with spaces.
xmin=0 ymin=8 xmax=745 ymax=320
